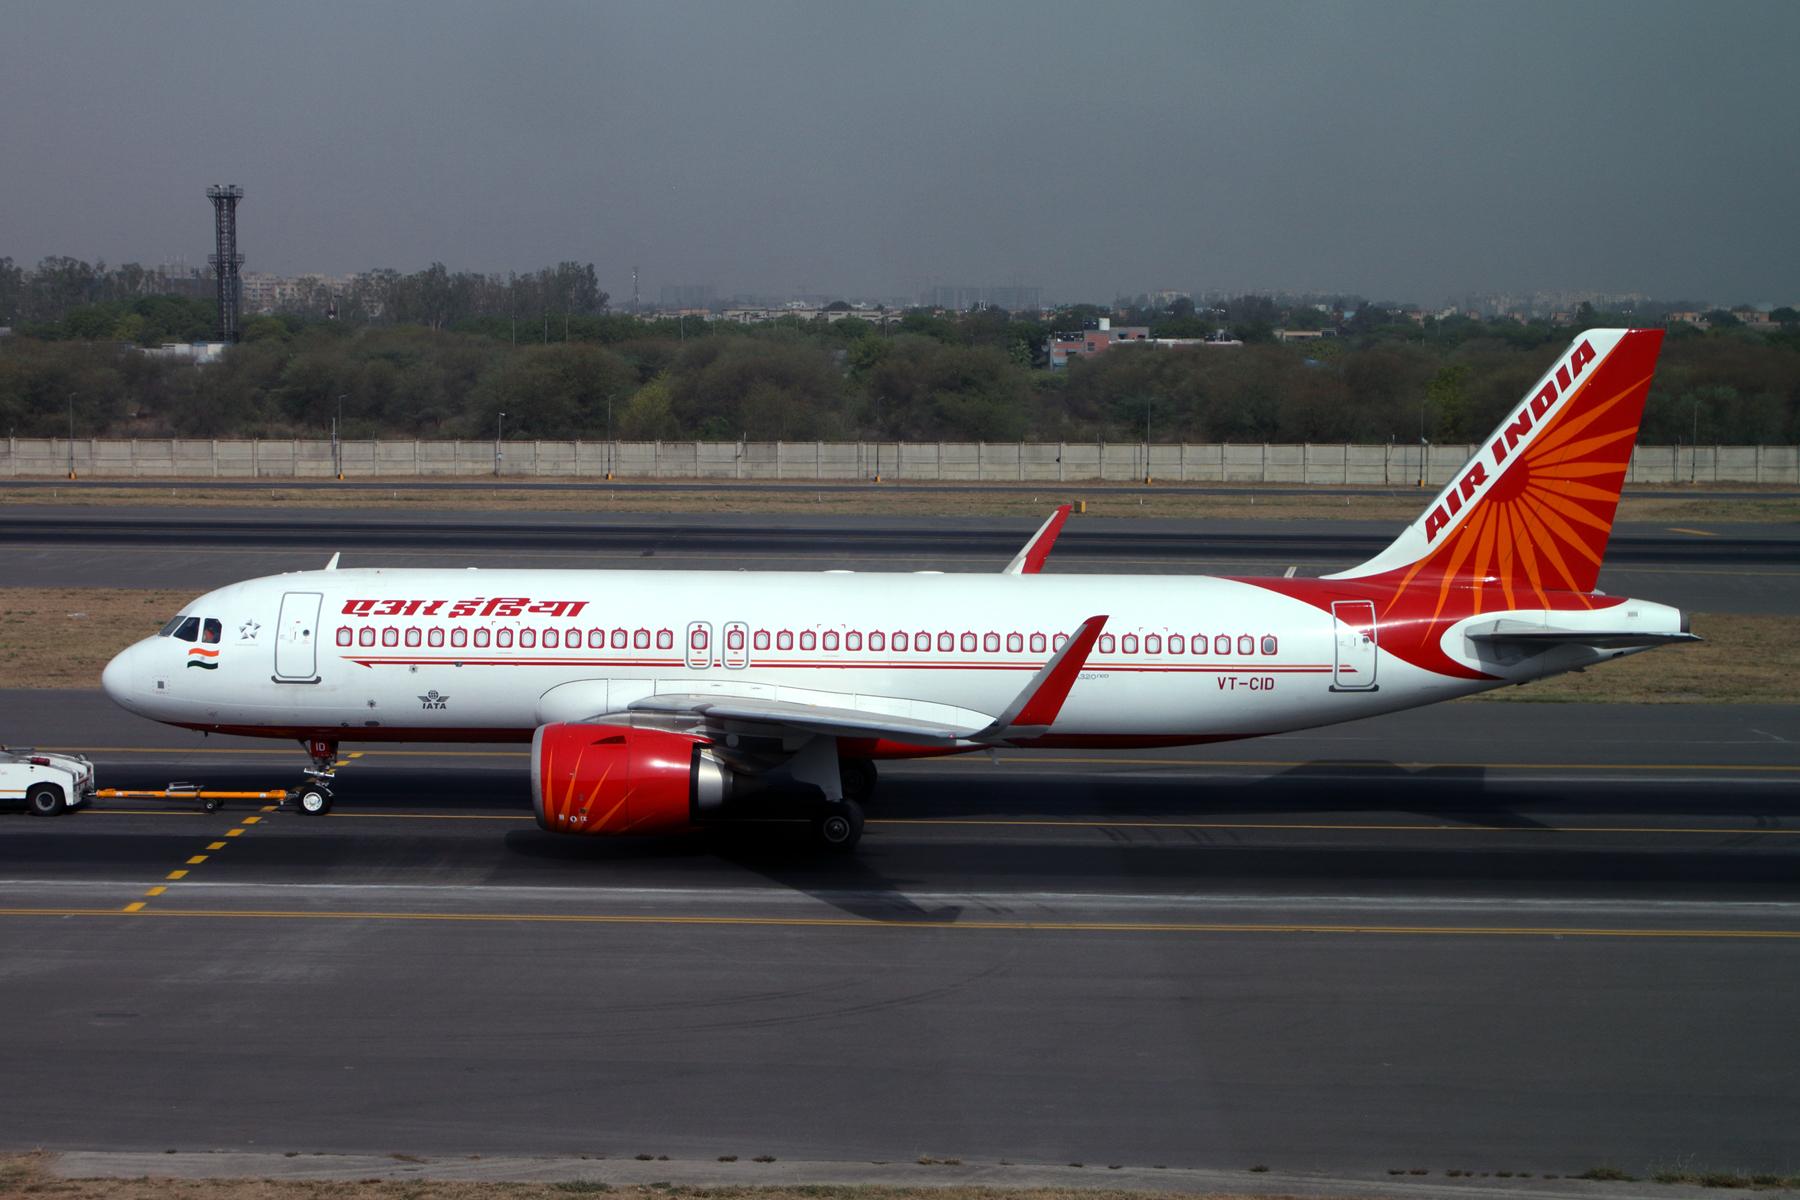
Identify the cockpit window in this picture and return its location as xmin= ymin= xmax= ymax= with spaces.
xmin=170 ymin=616 xmax=201 ymax=643
xmin=158 ymin=615 xmax=189 ymax=637
xmin=201 ymin=618 xmax=222 ymax=644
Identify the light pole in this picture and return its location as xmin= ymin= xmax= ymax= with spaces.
xmin=494 ymin=411 xmax=506 ymax=477
xmin=1418 ymin=400 xmax=1429 ymax=489
xmin=605 ymin=393 xmax=614 ymax=481
xmin=1144 ymin=394 xmax=1153 ymax=484
xmin=67 ymin=392 xmax=76 ymax=480
xmin=334 ymin=394 xmax=347 ymax=480
xmin=1692 ymin=398 xmax=1700 ymax=484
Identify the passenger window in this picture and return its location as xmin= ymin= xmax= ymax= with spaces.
xmin=1238 ymin=634 xmax=1255 ymax=655
xmin=428 ymin=628 xmax=445 ymax=648
xmin=656 ymin=629 xmax=674 ymax=650
xmin=201 ymin=618 xmax=222 ymax=644
xmin=1053 ymin=633 xmax=1068 ymax=651
xmin=172 ymin=616 xmax=200 ymax=642
xmin=634 ymin=628 xmax=650 ymax=649
xmin=1145 ymin=633 xmax=1162 ymax=654
xmin=1168 ymin=634 xmax=1185 ymax=654
xmin=915 ymin=630 xmax=930 ymax=650
xmin=727 ymin=627 xmax=745 ymax=651
xmin=518 ymin=628 xmax=536 ymax=649
xmin=1261 ymin=635 xmax=1278 ymax=655
xmin=473 ymin=628 xmax=491 ymax=648
xmin=984 ymin=632 xmax=1000 ymax=652
xmin=542 ymin=628 xmax=558 ymax=649
xmin=587 ymin=627 xmax=604 ymax=648
xmin=1029 ymin=632 xmax=1046 ymax=653
xmin=845 ymin=631 xmax=862 ymax=651
xmin=611 ymin=628 xmax=627 ymax=649
xmin=777 ymin=630 xmax=794 ymax=650
xmin=451 ymin=628 xmax=468 ymax=648
xmin=1214 ymin=635 xmax=1231 ymax=655
xmin=753 ymin=630 xmax=771 ymax=650
xmin=891 ymin=631 xmax=908 ymax=651
xmin=405 ymin=627 xmax=422 ymax=647
xmin=1007 ymin=632 xmax=1023 ymax=653
xmin=1121 ymin=633 xmax=1139 ymax=654
xmin=800 ymin=631 xmax=816 ymax=651
xmin=336 ymin=627 xmax=352 ymax=647
xmin=868 ymin=630 xmax=885 ymax=651
xmin=691 ymin=627 xmax=708 ymax=651
xmin=496 ymin=628 xmax=514 ymax=649
xmin=937 ymin=632 xmax=953 ymax=652
xmin=359 ymin=627 xmax=375 ymax=647
xmin=821 ymin=631 xmax=838 ymax=651
xmin=960 ymin=632 xmax=977 ymax=652
xmin=381 ymin=627 xmax=399 ymax=647
xmin=1098 ymin=634 xmax=1116 ymax=653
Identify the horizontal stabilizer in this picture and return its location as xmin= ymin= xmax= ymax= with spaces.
xmin=1468 ymin=627 xmax=1701 ymax=650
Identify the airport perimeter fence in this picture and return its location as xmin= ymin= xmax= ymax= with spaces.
xmin=3 ymin=438 xmax=1797 ymax=486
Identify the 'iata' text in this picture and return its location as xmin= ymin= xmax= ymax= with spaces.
xmin=340 ymin=597 xmax=590 ymax=619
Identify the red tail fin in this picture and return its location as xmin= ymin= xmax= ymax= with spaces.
xmin=1329 ymin=328 xmax=1665 ymax=615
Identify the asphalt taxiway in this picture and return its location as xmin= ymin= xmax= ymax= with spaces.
xmin=2 ymin=691 xmax=1798 ymax=1173
xmin=2 ymin=505 xmax=1795 ymax=613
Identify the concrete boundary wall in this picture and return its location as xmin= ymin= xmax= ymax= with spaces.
xmin=4 ymin=438 xmax=1796 ymax=485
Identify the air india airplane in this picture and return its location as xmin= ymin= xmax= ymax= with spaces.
xmin=102 ymin=328 xmax=1693 ymax=850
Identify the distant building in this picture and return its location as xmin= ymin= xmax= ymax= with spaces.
xmin=1046 ymin=318 xmax=1239 ymax=368
xmin=659 ymin=284 xmax=715 ymax=311
xmin=923 ymin=284 xmax=1041 ymax=312
xmin=1274 ymin=328 xmax=1337 ymax=342
xmin=142 ymin=342 xmax=229 ymax=365
xmin=1732 ymin=307 xmax=1771 ymax=326
xmin=1667 ymin=311 xmax=1707 ymax=327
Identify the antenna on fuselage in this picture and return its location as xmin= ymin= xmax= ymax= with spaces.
xmin=324 ymin=553 xmax=340 ymax=571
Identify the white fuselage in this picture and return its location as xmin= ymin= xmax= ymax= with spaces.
xmin=101 ymin=566 xmax=1527 ymax=748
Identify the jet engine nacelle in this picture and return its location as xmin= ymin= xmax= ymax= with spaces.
xmin=532 ymin=723 xmax=732 ymax=836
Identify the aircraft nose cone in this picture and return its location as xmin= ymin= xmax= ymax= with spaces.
xmin=101 ymin=645 xmax=136 ymax=707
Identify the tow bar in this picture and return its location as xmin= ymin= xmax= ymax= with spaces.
xmin=96 ymin=784 xmax=289 ymax=814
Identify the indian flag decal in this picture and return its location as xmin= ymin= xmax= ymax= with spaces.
xmin=186 ymin=647 xmax=220 ymax=670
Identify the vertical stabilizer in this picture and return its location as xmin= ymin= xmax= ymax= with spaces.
xmin=1327 ymin=328 xmax=1665 ymax=612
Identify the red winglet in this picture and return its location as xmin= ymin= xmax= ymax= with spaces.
xmin=1004 ymin=505 xmax=1072 ymax=575
xmin=992 ymin=614 xmax=1107 ymax=732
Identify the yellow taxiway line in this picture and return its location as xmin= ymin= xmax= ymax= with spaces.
xmin=0 ymin=905 xmax=1797 ymax=941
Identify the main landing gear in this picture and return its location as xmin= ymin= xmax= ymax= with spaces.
xmin=811 ymin=798 xmax=865 ymax=853
xmin=291 ymin=737 xmax=337 ymax=816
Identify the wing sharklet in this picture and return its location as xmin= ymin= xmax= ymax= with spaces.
xmin=1003 ymin=505 xmax=1072 ymax=575
xmin=976 ymin=613 xmax=1108 ymax=739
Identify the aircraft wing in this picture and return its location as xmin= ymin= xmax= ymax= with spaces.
xmin=630 ymin=614 xmax=1108 ymax=747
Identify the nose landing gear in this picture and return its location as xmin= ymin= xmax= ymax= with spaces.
xmin=291 ymin=737 xmax=338 ymax=816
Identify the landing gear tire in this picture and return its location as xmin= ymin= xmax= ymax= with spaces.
xmin=27 ymin=785 xmax=64 ymax=817
xmin=296 ymin=787 xmax=333 ymax=816
xmin=811 ymin=799 xmax=864 ymax=853
xmin=839 ymin=758 xmax=877 ymax=804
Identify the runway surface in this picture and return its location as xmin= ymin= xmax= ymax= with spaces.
xmin=3 ymin=505 xmax=1795 ymax=614
xmin=3 ymin=691 xmax=1798 ymax=1172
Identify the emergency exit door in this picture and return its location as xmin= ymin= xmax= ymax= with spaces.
xmin=275 ymin=592 xmax=323 ymax=681
xmin=1330 ymin=599 xmax=1378 ymax=691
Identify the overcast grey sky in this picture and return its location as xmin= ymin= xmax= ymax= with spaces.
xmin=2 ymin=1 xmax=1793 ymax=305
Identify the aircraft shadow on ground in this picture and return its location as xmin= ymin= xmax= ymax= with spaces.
xmin=72 ymin=758 xmax=1800 ymax=914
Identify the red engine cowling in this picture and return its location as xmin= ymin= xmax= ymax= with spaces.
xmin=532 ymin=723 xmax=731 ymax=836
